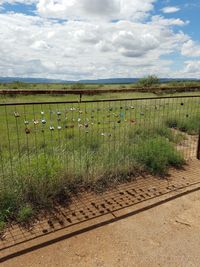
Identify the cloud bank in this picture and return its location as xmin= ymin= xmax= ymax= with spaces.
xmin=0 ymin=0 xmax=199 ymax=79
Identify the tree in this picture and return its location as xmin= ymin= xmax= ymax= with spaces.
xmin=138 ymin=75 xmax=160 ymax=87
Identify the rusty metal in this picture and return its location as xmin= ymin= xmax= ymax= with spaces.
xmin=0 ymin=94 xmax=200 ymax=106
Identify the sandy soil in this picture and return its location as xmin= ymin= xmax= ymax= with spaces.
xmin=2 ymin=187 xmax=200 ymax=267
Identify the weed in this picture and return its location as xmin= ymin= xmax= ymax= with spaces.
xmin=17 ymin=205 xmax=34 ymax=223
xmin=0 ymin=221 xmax=6 ymax=233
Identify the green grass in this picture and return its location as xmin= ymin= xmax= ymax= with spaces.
xmin=17 ymin=205 xmax=34 ymax=223
xmin=132 ymin=137 xmax=184 ymax=175
xmin=0 ymin=125 xmax=185 ymax=224
xmin=166 ymin=114 xmax=200 ymax=135
xmin=0 ymin=220 xmax=6 ymax=234
xmin=1 ymin=80 xmax=200 ymax=91
xmin=0 ymin=92 xmax=199 ymax=226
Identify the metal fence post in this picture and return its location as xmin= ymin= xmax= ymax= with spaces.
xmin=197 ymin=128 xmax=200 ymax=160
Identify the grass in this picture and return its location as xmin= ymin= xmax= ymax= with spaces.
xmin=132 ymin=137 xmax=184 ymax=175
xmin=166 ymin=114 xmax=200 ymax=135
xmin=0 ymin=92 xmax=199 ymax=227
xmin=0 ymin=220 xmax=6 ymax=234
xmin=0 ymin=125 xmax=185 ymax=224
xmin=1 ymin=80 xmax=200 ymax=91
xmin=17 ymin=205 xmax=34 ymax=223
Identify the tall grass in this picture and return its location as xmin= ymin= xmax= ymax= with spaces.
xmin=0 ymin=124 xmax=185 ymax=227
xmin=165 ymin=114 xmax=200 ymax=135
xmin=1 ymin=95 xmax=199 ymax=228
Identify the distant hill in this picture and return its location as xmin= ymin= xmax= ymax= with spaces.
xmin=0 ymin=77 xmax=68 ymax=84
xmin=0 ymin=77 xmax=199 ymax=84
xmin=0 ymin=77 xmax=139 ymax=84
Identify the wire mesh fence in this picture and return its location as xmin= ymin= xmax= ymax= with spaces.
xmin=0 ymin=96 xmax=200 ymax=207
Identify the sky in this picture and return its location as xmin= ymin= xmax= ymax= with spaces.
xmin=0 ymin=0 xmax=200 ymax=80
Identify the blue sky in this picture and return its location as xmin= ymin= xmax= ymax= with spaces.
xmin=0 ymin=0 xmax=200 ymax=80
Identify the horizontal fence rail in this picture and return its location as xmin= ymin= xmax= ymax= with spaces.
xmin=0 ymin=95 xmax=200 ymax=217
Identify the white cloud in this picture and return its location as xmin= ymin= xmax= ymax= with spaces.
xmin=151 ymin=15 xmax=188 ymax=26
xmin=161 ymin=6 xmax=180 ymax=14
xmin=185 ymin=61 xmax=200 ymax=74
xmin=36 ymin=0 xmax=156 ymax=21
xmin=0 ymin=10 xmax=191 ymax=80
xmin=181 ymin=40 xmax=200 ymax=57
xmin=0 ymin=0 xmax=36 ymax=5
xmin=0 ymin=1 xmax=199 ymax=79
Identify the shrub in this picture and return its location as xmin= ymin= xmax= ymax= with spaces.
xmin=17 ymin=205 xmax=34 ymax=223
xmin=132 ymin=137 xmax=185 ymax=175
xmin=137 ymin=75 xmax=160 ymax=87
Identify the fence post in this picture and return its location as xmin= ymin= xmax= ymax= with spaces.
xmin=197 ymin=128 xmax=200 ymax=160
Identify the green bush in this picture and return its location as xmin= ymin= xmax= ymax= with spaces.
xmin=132 ymin=137 xmax=184 ymax=175
xmin=137 ymin=75 xmax=160 ymax=87
xmin=17 ymin=205 xmax=34 ymax=223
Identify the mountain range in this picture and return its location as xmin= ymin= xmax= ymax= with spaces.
xmin=0 ymin=77 xmax=199 ymax=84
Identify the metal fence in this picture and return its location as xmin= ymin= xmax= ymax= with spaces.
xmin=0 ymin=95 xmax=199 ymax=188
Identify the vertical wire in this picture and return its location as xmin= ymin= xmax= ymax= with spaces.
xmin=40 ymin=103 xmax=48 ymax=177
xmin=64 ymin=103 xmax=69 ymax=178
xmin=72 ymin=103 xmax=76 ymax=180
xmin=49 ymin=103 xmax=54 ymax=164
xmin=4 ymin=105 xmax=14 ymax=179
xmin=23 ymin=104 xmax=31 ymax=176
xmin=32 ymin=104 xmax=39 ymax=180
xmin=78 ymin=101 xmax=82 ymax=177
xmin=14 ymin=105 xmax=22 ymax=175
xmin=0 ymin=104 xmax=5 ymax=189
xmin=56 ymin=103 xmax=62 ymax=163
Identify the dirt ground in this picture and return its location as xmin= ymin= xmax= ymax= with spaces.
xmin=2 ymin=187 xmax=200 ymax=267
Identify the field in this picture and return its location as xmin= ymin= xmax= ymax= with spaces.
xmin=0 ymin=86 xmax=200 ymax=231
xmin=1 ymin=79 xmax=200 ymax=92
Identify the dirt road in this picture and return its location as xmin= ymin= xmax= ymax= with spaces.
xmin=2 ymin=188 xmax=200 ymax=267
